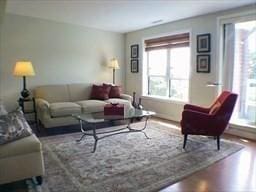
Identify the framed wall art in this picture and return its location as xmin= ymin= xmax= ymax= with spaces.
xmin=197 ymin=55 xmax=210 ymax=73
xmin=131 ymin=44 xmax=139 ymax=58
xmin=131 ymin=59 xmax=139 ymax=73
xmin=197 ymin=33 xmax=211 ymax=53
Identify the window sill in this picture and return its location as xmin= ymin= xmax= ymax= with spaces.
xmin=141 ymin=95 xmax=187 ymax=105
xmin=226 ymin=123 xmax=256 ymax=141
xmin=229 ymin=123 xmax=256 ymax=132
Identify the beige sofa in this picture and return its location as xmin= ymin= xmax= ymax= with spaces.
xmin=35 ymin=83 xmax=133 ymax=128
xmin=0 ymin=134 xmax=44 ymax=185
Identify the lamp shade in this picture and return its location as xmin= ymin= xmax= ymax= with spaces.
xmin=13 ymin=61 xmax=35 ymax=76
xmin=108 ymin=58 xmax=120 ymax=69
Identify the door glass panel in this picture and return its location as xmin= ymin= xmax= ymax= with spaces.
xmin=232 ymin=20 xmax=256 ymax=127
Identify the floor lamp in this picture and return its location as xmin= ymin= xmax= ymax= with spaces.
xmin=108 ymin=58 xmax=119 ymax=84
xmin=13 ymin=61 xmax=35 ymax=99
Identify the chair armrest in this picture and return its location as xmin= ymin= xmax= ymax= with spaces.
xmin=35 ymin=98 xmax=50 ymax=110
xmin=120 ymin=94 xmax=133 ymax=103
xmin=181 ymin=110 xmax=223 ymax=135
xmin=184 ymin=104 xmax=210 ymax=113
xmin=182 ymin=109 xmax=213 ymax=123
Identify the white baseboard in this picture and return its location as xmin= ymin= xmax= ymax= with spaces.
xmin=225 ymin=126 xmax=256 ymax=141
xmin=154 ymin=113 xmax=180 ymax=122
xmin=154 ymin=113 xmax=256 ymax=141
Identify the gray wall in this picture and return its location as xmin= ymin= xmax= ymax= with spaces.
xmin=0 ymin=13 xmax=125 ymax=110
xmin=0 ymin=0 xmax=6 ymax=100
xmin=125 ymin=5 xmax=256 ymax=121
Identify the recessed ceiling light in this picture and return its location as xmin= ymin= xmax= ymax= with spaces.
xmin=152 ymin=20 xmax=163 ymax=24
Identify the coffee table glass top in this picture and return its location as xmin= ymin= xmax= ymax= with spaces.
xmin=73 ymin=109 xmax=155 ymax=123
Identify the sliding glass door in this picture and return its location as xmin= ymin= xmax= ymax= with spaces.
xmin=223 ymin=19 xmax=256 ymax=128
xmin=232 ymin=20 xmax=256 ymax=127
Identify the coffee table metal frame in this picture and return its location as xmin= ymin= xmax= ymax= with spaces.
xmin=73 ymin=110 xmax=155 ymax=153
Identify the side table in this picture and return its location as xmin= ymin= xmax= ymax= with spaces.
xmin=18 ymin=97 xmax=38 ymax=128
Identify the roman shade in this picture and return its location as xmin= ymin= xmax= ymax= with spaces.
xmin=145 ymin=33 xmax=190 ymax=51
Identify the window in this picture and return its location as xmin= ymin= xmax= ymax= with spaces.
xmin=144 ymin=33 xmax=190 ymax=102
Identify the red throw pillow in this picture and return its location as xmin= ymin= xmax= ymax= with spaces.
xmin=109 ymin=85 xmax=122 ymax=98
xmin=90 ymin=84 xmax=111 ymax=100
xmin=103 ymin=83 xmax=122 ymax=98
xmin=103 ymin=83 xmax=112 ymax=90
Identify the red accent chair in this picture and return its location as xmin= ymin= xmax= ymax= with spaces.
xmin=181 ymin=91 xmax=238 ymax=150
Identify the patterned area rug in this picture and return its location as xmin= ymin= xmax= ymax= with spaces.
xmin=36 ymin=121 xmax=242 ymax=192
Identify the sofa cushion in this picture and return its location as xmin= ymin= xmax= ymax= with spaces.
xmin=34 ymin=85 xmax=70 ymax=103
xmin=105 ymin=98 xmax=132 ymax=108
xmin=76 ymin=100 xmax=108 ymax=113
xmin=0 ymin=109 xmax=33 ymax=145
xmin=0 ymin=134 xmax=41 ymax=159
xmin=50 ymin=102 xmax=81 ymax=117
xmin=90 ymin=85 xmax=111 ymax=100
xmin=68 ymin=83 xmax=91 ymax=102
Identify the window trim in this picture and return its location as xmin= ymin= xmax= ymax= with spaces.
xmin=141 ymin=95 xmax=188 ymax=105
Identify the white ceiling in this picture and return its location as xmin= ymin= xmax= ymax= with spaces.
xmin=6 ymin=0 xmax=256 ymax=33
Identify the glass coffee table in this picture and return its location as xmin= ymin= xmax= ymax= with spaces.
xmin=72 ymin=109 xmax=155 ymax=152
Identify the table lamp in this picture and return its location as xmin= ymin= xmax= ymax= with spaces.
xmin=108 ymin=58 xmax=119 ymax=84
xmin=13 ymin=61 xmax=35 ymax=99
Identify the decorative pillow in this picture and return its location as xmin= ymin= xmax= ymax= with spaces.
xmin=103 ymin=83 xmax=122 ymax=98
xmin=209 ymin=101 xmax=221 ymax=115
xmin=109 ymin=86 xmax=122 ymax=98
xmin=0 ymin=109 xmax=33 ymax=145
xmin=90 ymin=84 xmax=111 ymax=100
xmin=103 ymin=83 xmax=112 ymax=90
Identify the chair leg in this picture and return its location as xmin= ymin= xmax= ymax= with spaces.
xmin=217 ymin=136 xmax=220 ymax=150
xmin=183 ymin=134 xmax=188 ymax=149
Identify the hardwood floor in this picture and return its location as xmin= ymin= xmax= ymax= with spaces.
xmin=156 ymin=118 xmax=256 ymax=192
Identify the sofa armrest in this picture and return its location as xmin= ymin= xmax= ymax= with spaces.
xmin=120 ymin=94 xmax=133 ymax=103
xmin=36 ymin=98 xmax=50 ymax=111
